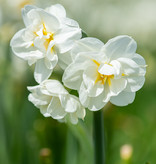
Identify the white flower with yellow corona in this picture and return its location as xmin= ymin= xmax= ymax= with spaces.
xmin=27 ymin=80 xmax=86 ymax=124
xmin=10 ymin=4 xmax=82 ymax=83
xmin=63 ymin=36 xmax=146 ymax=111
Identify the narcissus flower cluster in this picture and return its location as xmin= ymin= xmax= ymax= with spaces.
xmin=10 ymin=4 xmax=146 ymax=124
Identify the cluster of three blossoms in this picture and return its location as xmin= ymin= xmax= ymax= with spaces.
xmin=10 ymin=4 xmax=146 ymax=124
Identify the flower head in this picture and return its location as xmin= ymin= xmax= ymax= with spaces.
xmin=10 ymin=4 xmax=82 ymax=83
xmin=27 ymin=80 xmax=86 ymax=124
xmin=63 ymin=36 xmax=146 ymax=111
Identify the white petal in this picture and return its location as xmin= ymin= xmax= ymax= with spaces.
xmin=62 ymin=54 xmax=88 ymax=89
xmin=27 ymin=85 xmax=38 ymax=93
xmin=38 ymin=10 xmax=60 ymax=32
xmin=83 ymin=66 xmax=104 ymax=97
xmin=33 ymin=37 xmax=46 ymax=52
xmin=44 ymin=80 xmax=68 ymax=95
xmin=46 ymin=41 xmax=55 ymax=60
xmin=118 ymin=57 xmax=146 ymax=92
xmin=110 ymin=60 xmax=122 ymax=77
xmin=27 ymin=9 xmax=60 ymax=32
xmin=60 ymin=94 xmax=81 ymax=113
xmin=131 ymin=53 xmax=146 ymax=76
xmin=34 ymin=59 xmax=53 ymax=83
xmin=63 ymin=17 xmax=79 ymax=28
xmin=40 ymin=106 xmax=51 ymax=117
xmin=104 ymin=35 xmax=137 ymax=61
xmin=57 ymin=51 xmax=73 ymax=70
xmin=118 ymin=58 xmax=140 ymax=75
xmin=63 ymin=63 xmax=83 ymax=90
xmin=98 ymin=63 xmax=115 ymax=75
xmin=71 ymin=37 xmax=104 ymax=60
xmin=79 ymin=83 xmax=107 ymax=111
xmin=44 ymin=55 xmax=58 ymax=70
xmin=10 ymin=29 xmax=44 ymax=61
xmin=47 ymin=97 xmax=66 ymax=119
xmin=109 ymin=78 xmax=127 ymax=96
xmin=26 ymin=9 xmax=42 ymax=25
xmin=55 ymin=26 xmax=82 ymax=53
xmin=110 ymin=91 xmax=136 ymax=106
xmin=27 ymin=84 xmax=52 ymax=97
xmin=79 ymin=82 xmax=90 ymax=107
xmin=63 ymin=52 xmax=97 ymax=90
xmin=125 ymin=76 xmax=145 ymax=92
xmin=22 ymin=5 xmax=37 ymax=27
xmin=46 ymin=4 xmax=66 ymax=18
xmin=102 ymin=84 xmax=112 ymax=103
xmin=10 ymin=28 xmax=28 ymax=48
xmin=28 ymin=58 xmax=37 ymax=66
xmin=132 ymin=53 xmax=146 ymax=65
xmin=76 ymin=107 xmax=86 ymax=119
xmin=28 ymin=93 xmax=49 ymax=106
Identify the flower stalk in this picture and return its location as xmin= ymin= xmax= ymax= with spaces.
xmin=93 ymin=110 xmax=105 ymax=164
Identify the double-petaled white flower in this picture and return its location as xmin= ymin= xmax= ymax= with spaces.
xmin=27 ymin=80 xmax=86 ymax=124
xmin=63 ymin=36 xmax=146 ymax=111
xmin=10 ymin=4 xmax=81 ymax=83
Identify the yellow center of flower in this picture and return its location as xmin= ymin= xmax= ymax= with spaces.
xmin=43 ymin=24 xmax=54 ymax=52
xmin=32 ymin=23 xmax=54 ymax=53
xmin=92 ymin=59 xmax=114 ymax=86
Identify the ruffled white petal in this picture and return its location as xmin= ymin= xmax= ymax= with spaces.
xmin=79 ymin=83 xmax=107 ymax=111
xmin=40 ymin=106 xmax=51 ymax=117
xmin=98 ymin=63 xmax=115 ymax=75
xmin=63 ymin=63 xmax=83 ymax=90
xmin=27 ymin=9 xmax=60 ymax=32
xmin=63 ymin=17 xmax=80 ymax=28
xmin=57 ymin=51 xmax=72 ymax=70
xmin=71 ymin=37 xmax=104 ymax=60
xmin=38 ymin=10 xmax=61 ymax=32
xmin=110 ymin=60 xmax=122 ymax=77
xmin=34 ymin=59 xmax=53 ymax=83
xmin=54 ymin=26 xmax=82 ymax=53
xmin=28 ymin=93 xmax=49 ymax=106
xmin=60 ymin=94 xmax=82 ymax=113
xmin=46 ymin=4 xmax=66 ymax=18
xmin=10 ymin=29 xmax=44 ymax=63
xmin=131 ymin=53 xmax=146 ymax=76
xmin=125 ymin=76 xmax=145 ymax=92
xmin=75 ymin=106 xmax=86 ymax=119
xmin=109 ymin=78 xmax=127 ymax=96
xmin=63 ymin=53 xmax=93 ymax=90
xmin=132 ymin=53 xmax=146 ymax=66
xmin=110 ymin=91 xmax=136 ymax=106
xmin=118 ymin=58 xmax=140 ymax=75
xmin=83 ymin=66 xmax=104 ymax=97
xmin=47 ymin=97 xmax=66 ymax=119
xmin=44 ymin=80 xmax=68 ymax=95
xmin=118 ymin=58 xmax=146 ymax=92
xmin=22 ymin=5 xmax=37 ymax=27
xmin=103 ymin=35 xmax=137 ymax=61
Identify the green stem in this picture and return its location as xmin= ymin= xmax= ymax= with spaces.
xmin=93 ymin=110 xmax=105 ymax=164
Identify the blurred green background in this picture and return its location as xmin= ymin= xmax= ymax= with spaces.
xmin=0 ymin=0 xmax=156 ymax=164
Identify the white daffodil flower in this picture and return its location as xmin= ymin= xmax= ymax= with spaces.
xmin=27 ymin=80 xmax=86 ymax=124
xmin=10 ymin=4 xmax=82 ymax=83
xmin=63 ymin=36 xmax=146 ymax=111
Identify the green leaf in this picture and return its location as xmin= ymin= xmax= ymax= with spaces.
xmin=82 ymin=31 xmax=88 ymax=38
